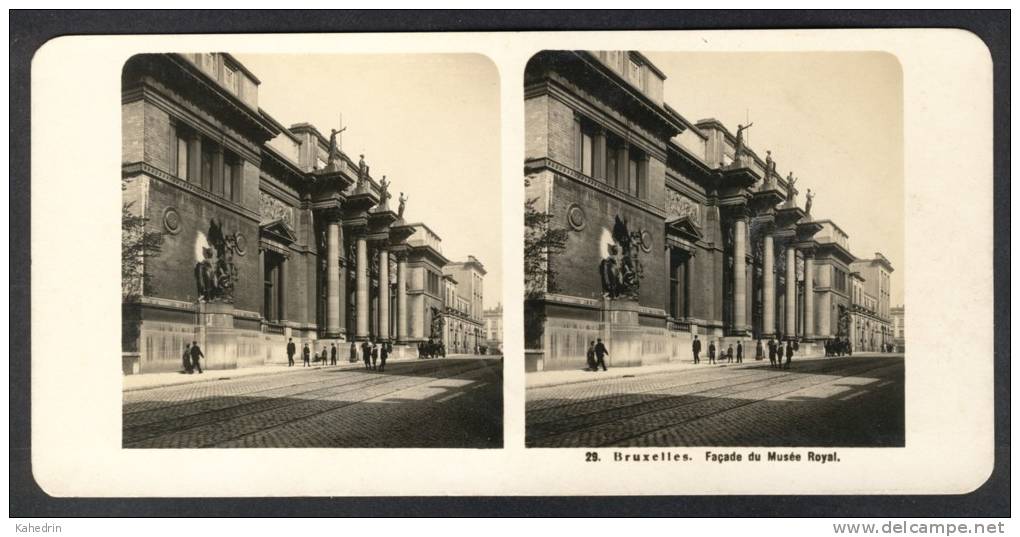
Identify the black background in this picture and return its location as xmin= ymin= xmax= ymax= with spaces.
xmin=9 ymin=9 xmax=1010 ymax=517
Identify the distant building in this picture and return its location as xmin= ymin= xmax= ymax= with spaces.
xmin=850 ymin=253 xmax=896 ymax=351
xmin=891 ymin=305 xmax=905 ymax=353
xmin=483 ymin=303 xmax=504 ymax=353
xmin=442 ymin=256 xmax=487 ymax=354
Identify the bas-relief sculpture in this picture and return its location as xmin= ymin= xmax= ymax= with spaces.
xmin=599 ymin=215 xmax=644 ymax=300
xmin=195 ymin=218 xmax=240 ymax=303
xmin=259 ymin=191 xmax=293 ymax=226
xmin=665 ymin=189 xmax=701 ymax=225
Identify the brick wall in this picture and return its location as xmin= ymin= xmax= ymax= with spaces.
xmin=524 ymin=95 xmax=548 ymax=160
xmin=143 ymin=102 xmax=171 ymax=171
xmin=122 ymin=101 xmax=144 ymax=164
xmin=549 ymin=173 xmax=666 ymax=312
xmin=546 ymin=96 xmax=576 ymax=164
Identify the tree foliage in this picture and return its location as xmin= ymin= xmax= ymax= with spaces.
xmin=122 ymin=180 xmax=164 ymax=301
xmin=523 ymin=177 xmax=569 ymax=299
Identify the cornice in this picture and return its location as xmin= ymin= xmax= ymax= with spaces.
xmin=122 ymin=162 xmax=260 ymax=223
xmin=525 ymin=157 xmax=666 ymax=219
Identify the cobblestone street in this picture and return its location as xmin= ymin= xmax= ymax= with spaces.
xmin=123 ymin=357 xmax=502 ymax=448
xmin=526 ymin=354 xmax=903 ymax=448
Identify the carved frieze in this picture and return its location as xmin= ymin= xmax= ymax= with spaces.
xmin=665 ymin=189 xmax=702 ymax=227
xmin=259 ymin=191 xmax=294 ymax=226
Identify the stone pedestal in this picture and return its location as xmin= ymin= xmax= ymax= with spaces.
xmin=196 ymin=302 xmax=236 ymax=370
xmin=601 ymin=298 xmax=643 ymax=368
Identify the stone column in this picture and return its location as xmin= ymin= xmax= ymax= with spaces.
xmin=804 ymin=253 xmax=815 ymax=338
xmin=378 ymin=247 xmax=390 ymax=341
xmin=279 ymin=253 xmax=287 ymax=321
xmin=355 ymin=237 xmax=369 ymax=339
xmin=187 ymin=135 xmax=202 ymax=184
xmin=326 ymin=220 xmax=341 ymax=335
xmin=258 ymin=248 xmax=266 ymax=318
xmin=733 ymin=219 xmax=747 ymax=332
xmin=397 ymin=256 xmax=408 ymax=342
xmin=785 ymin=247 xmax=796 ymax=337
xmin=618 ymin=142 xmax=630 ymax=192
xmin=763 ymin=234 xmax=775 ymax=336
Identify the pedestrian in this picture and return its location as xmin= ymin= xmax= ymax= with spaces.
xmin=371 ymin=341 xmax=379 ymax=370
xmin=330 ymin=343 xmax=338 ymax=365
xmin=350 ymin=341 xmax=358 ymax=363
xmin=302 ymin=343 xmax=310 ymax=367
xmin=286 ymin=338 xmax=296 ymax=367
xmin=182 ymin=343 xmax=192 ymax=373
xmin=755 ymin=339 xmax=764 ymax=361
xmin=708 ymin=341 xmax=716 ymax=364
xmin=727 ymin=344 xmax=734 ymax=363
xmin=767 ymin=338 xmax=777 ymax=368
xmin=361 ymin=340 xmax=372 ymax=370
xmin=785 ymin=340 xmax=793 ymax=369
xmin=320 ymin=346 xmax=328 ymax=365
xmin=586 ymin=341 xmax=597 ymax=371
xmin=189 ymin=341 xmax=204 ymax=374
xmin=692 ymin=335 xmax=701 ymax=364
xmin=379 ymin=341 xmax=389 ymax=372
xmin=593 ymin=338 xmax=609 ymax=371
xmin=736 ymin=341 xmax=744 ymax=364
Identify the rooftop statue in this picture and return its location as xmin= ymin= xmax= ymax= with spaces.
xmin=733 ymin=122 xmax=753 ymax=164
xmin=327 ymin=128 xmax=340 ymax=168
xmin=805 ymin=188 xmax=814 ymax=215
xmin=398 ymin=192 xmax=408 ymax=219
xmin=378 ymin=175 xmax=391 ymax=208
xmin=786 ymin=171 xmax=799 ymax=206
xmin=357 ymin=154 xmax=367 ymax=189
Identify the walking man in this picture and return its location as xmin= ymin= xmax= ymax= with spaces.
xmin=370 ymin=341 xmax=379 ymax=370
xmin=692 ymin=335 xmax=701 ymax=364
xmin=736 ymin=341 xmax=744 ymax=364
xmin=302 ymin=342 xmax=311 ymax=367
xmin=785 ymin=340 xmax=794 ymax=369
xmin=189 ymin=341 xmax=204 ymax=374
xmin=726 ymin=344 xmax=734 ymax=363
xmin=593 ymin=338 xmax=609 ymax=371
xmin=767 ymin=338 xmax=777 ymax=368
xmin=361 ymin=340 xmax=372 ymax=370
xmin=330 ymin=343 xmax=338 ymax=366
xmin=708 ymin=341 xmax=717 ymax=364
xmin=586 ymin=341 xmax=597 ymax=371
xmin=286 ymin=338 xmax=296 ymax=367
xmin=182 ymin=343 xmax=192 ymax=373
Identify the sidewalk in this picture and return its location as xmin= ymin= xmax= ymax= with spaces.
xmin=122 ymin=355 xmax=432 ymax=392
xmin=526 ymin=353 xmax=831 ymax=389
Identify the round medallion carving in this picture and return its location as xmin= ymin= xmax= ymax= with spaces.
xmin=233 ymin=233 xmax=247 ymax=256
xmin=163 ymin=207 xmax=181 ymax=234
xmin=639 ymin=229 xmax=653 ymax=253
xmin=566 ymin=204 xmax=586 ymax=231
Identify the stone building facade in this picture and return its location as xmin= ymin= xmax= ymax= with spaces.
xmin=524 ymin=50 xmax=897 ymax=371
xmin=122 ymin=53 xmax=485 ymax=373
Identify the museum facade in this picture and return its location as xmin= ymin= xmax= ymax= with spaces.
xmin=524 ymin=50 xmax=896 ymax=371
xmin=122 ymin=53 xmax=485 ymax=373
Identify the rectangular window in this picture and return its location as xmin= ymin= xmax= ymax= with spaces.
xmin=223 ymin=157 xmax=234 ymax=201
xmin=177 ymin=137 xmax=190 ymax=181
xmin=223 ymin=65 xmax=238 ymax=94
xmin=581 ymin=131 xmax=593 ymax=177
xmin=628 ymin=157 xmax=638 ymax=196
xmin=201 ymin=144 xmax=214 ymax=191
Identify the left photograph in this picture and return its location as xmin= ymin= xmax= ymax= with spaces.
xmin=120 ymin=53 xmax=503 ymax=448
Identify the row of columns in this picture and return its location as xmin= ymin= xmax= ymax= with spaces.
xmin=735 ymin=226 xmax=820 ymax=339
xmin=322 ymin=217 xmax=409 ymax=343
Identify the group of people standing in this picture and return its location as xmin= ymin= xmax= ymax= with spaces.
xmin=286 ymin=338 xmax=341 ymax=368
xmin=824 ymin=338 xmax=853 ymax=357
xmin=691 ymin=335 xmax=796 ymax=369
xmin=359 ymin=339 xmax=392 ymax=371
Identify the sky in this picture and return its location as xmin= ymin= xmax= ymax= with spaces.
xmin=645 ymin=51 xmax=905 ymax=306
xmin=235 ymin=53 xmax=502 ymax=309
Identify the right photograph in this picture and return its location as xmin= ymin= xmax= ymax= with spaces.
xmin=524 ymin=50 xmax=905 ymax=448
